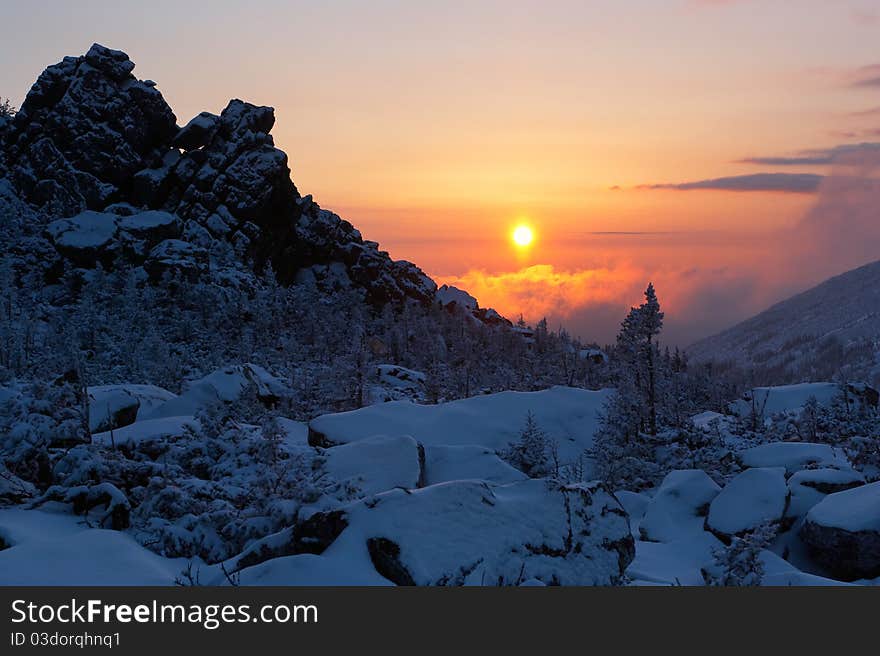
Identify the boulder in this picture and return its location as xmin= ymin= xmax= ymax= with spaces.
xmin=295 ymin=479 xmax=634 ymax=586
xmin=143 ymin=239 xmax=208 ymax=282
xmin=172 ymin=112 xmax=220 ymax=151
xmin=143 ymin=363 xmax=286 ymax=419
xmin=117 ymin=210 xmax=181 ymax=245
xmin=800 ymin=481 xmax=880 ymax=580
xmin=706 ymin=467 xmax=788 ymax=538
xmin=321 ymin=435 xmax=424 ymax=497
xmin=422 ymin=444 xmax=527 ymax=486
xmin=640 ymin=470 xmax=721 ymax=542
xmin=87 ymin=387 xmax=140 ymax=433
xmin=46 ymin=210 xmax=119 ymax=266
xmin=739 ymin=442 xmax=851 ymax=475
xmin=786 ymin=468 xmax=865 ymax=518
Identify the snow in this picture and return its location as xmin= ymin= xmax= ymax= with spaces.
xmin=91 ymin=415 xmax=196 ymax=447
xmin=436 ymin=284 xmax=477 ymax=310
xmin=639 ymin=470 xmax=721 ymax=542
xmin=740 ymin=442 xmax=851 ymax=474
xmin=787 ymin=468 xmax=866 ymax=518
xmin=614 ymin=490 xmax=651 ymax=537
xmin=627 ymin=532 xmax=723 ymax=586
xmin=729 ymin=383 xmax=840 ymax=418
xmin=46 ymin=210 xmax=117 ymax=249
xmin=232 ymin=552 xmax=392 ymax=586
xmin=322 ymin=435 xmax=422 ymax=497
xmin=87 ymin=386 xmax=139 ymax=432
xmin=423 ymin=444 xmax=527 ymax=486
xmin=0 ymin=506 xmax=185 ymax=585
xmin=691 ymin=411 xmax=724 ymax=429
xmin=707 ymin=467 xmax=788 ymax=536
xmin=805 ymin=481 xmax=880 ymax=533
xmin=316 ymin=478 xmax=631 ymax=586
xmin=310 ymin=386 xmax=613 ymax=467
xmin=144 ymin=363 xmax=285 ymax=419
xmin=88 ymin=384 xmax=177 ymax=421
xmin=117 ymin=209 xmax=178 ymax=235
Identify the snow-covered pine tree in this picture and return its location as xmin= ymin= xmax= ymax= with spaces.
xmin=503 ymin=410 xmax=551 ymax=477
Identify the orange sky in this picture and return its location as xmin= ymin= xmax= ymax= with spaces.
xmin=2 ymin=1 xmax=880 ymax=343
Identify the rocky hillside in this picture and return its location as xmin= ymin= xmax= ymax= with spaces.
xmin=688 ymin=260 xmax=880 ymax=385
xmin=0 ymin=43 xmax=435 ymax=305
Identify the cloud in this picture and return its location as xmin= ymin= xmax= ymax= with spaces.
xmin=640 ymin=173 xmax=823 ymax=193
xmin=851 ymin=64 xmax=880 ymax=88
xmin=788 ymin=144 xmax=880 ymax=280
xmin=435 ymin=262 xmax=769 ymax=346
xmin=737 ymin=142 xmax=880 ymax=166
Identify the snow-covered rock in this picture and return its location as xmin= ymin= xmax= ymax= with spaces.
xmin=639 ymin=470 xmax=721 ymax=543
xmin=145 ymin=364 xmax=286 ymax=419
xmin=614 ymin=490 xmax=651 ymax=538
xmin=800 ymin=481 xmax=880 ymax=580
xmin=436 ymin=284 xmax=477 ymax=310
xmin=786 ymin=468 xmax=865 ymax=518
xmin=143 ymin=238 xmax=208 ymax=282
xmin=91 ymin=415 xmax=196 ymax=447
xmin=321 ymin=435 xmax=423 ymax=497
xmin=423 ymin=445 xmax=527 ymax=486
xmin=309 ymin=386 xmax=612 ymax=468
xmin=46 ymin=211 xmax=118 ymax=265
xmin=294 ymin=479 xmax=634 ymax=586
xmin=87 ymin=386 xmax=141 ymax=433
xmin=706 ymin=467 xmax=788 ymax=537
xmin=740 ymin=442 xmax=851 ymax=475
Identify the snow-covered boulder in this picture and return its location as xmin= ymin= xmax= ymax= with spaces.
xmin=145 ymin=364 xmax=286 ymax=419
xmin=117 ymin=210 xmax=181 ymax=246
xmin=640 ymin=470 xmax=721 ymax=542
xmin=87 ymin=386 xmax=140 ymax=433
xmin=294 ymin=479 xmax=634 ymax=586
xmin=322 ymin=435 xmax=424 ymax=497
xmin=308 ymin=386 xmax=612 ymax=468
xmin=800 ymin=481 xmax=880 ymax=580
xmin=46 ymin=211 xmax=119 ymax=265
xmin=786 ymin=468 xmax=865 ymax=518
xmin=143 ymin=238 xmax=208 ymax=282
xmin=173 ymin=111 xmax=220 ymax=151
xmin=740 ymin=442 xmax=851 ymax=475
xmin=706 ymin=467 xmax=788 ymax=538
xmin=422 ymin=445 xmax=527 ymax=486
xmin=91 ymin=415 xmax=196 ymax=448
xmin=436 ymin=284 xmax=477 ymax=311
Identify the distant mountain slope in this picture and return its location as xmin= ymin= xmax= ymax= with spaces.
xmin=687 ymin=260 xmax=880 ymax=385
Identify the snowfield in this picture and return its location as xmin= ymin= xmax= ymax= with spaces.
xmin=3 ymin=380 xmax=879 ymax=586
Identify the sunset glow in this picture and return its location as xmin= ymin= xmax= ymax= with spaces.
xmin=3 ymin=1 xmax=878 ymax=345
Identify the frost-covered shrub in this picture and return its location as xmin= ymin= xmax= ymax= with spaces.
xmin=702 ymin=523 xmax=777 ymax=586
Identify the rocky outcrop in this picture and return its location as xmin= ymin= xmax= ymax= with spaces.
xmin=2 ymin=43 xmax=437 ymax=306
xmin=4 ymin=44 xmax=176 ymax=217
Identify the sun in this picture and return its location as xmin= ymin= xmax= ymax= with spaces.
xmin=512 ymin=225 xmax=534 ymax=247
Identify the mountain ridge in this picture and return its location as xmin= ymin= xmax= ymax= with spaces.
xmin=688 ymin=259 xmax=880 ymax=385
